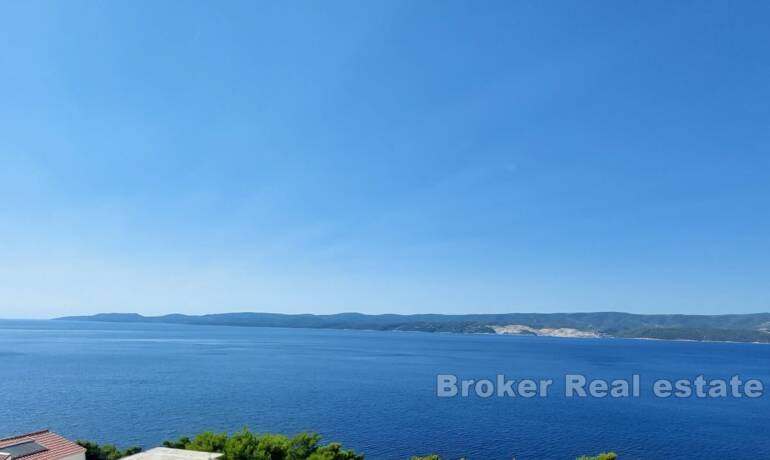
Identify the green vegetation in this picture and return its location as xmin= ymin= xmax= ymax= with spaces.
xmin=576 ymin=453 xmax=618 ymax=460
xmin=163 ymin=429 xmax=363 ymax=460
xmin=76 ymin=441 xmax=142 ymax=460
xmin=618 ymin=327 xmax=770 ymax=343
xmin=60 ymin=311 xmax=770 ymax=343
xmin=80 ymin=432 xmax=615 ymax=460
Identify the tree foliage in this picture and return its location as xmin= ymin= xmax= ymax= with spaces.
xmin=577 ymin=453 xmax=618 ymax=460
xmin=80 ymin=432 xmax=615 ymax=460
xmin=76 ymin=441 xmax=142 ymax=460
xmin=163 ymin=429 xmax=363 ymax=460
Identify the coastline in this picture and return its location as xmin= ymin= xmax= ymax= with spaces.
xmin=6 ymin=317 xmax=769 ymax=345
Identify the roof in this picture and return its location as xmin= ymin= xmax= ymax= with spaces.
xmin=0 ymin=431 xmax=85 ymax=460
xmin=121 ymin=448 xmax=222 ymax=460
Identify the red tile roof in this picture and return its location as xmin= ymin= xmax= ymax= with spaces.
xmin=0 ymin=431 xmax=85 ymax=460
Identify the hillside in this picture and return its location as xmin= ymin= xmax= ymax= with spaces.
xmin=56 ymin=311 xmax=770 ymax=343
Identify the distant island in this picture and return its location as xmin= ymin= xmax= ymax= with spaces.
xmin=56 ymin=311 xmax=770 ymax=343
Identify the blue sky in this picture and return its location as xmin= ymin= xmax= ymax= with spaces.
xmin=1 ymin=1 xmax=769 ymax=318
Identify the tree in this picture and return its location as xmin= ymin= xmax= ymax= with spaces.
xmin=307 ymin=442 xmax=363 ymax=460
xmin=577 ymin=453 xmax=618 ymax=460
xmin=186 ymin=432 xmax=229 ymax=454
xmin=163 ymin=438 xmax=191 ymax=449
xmin=76 ymin=441 xmax=141 ymax=460
xmin=162 ymin=428 xmax=363 ymax=460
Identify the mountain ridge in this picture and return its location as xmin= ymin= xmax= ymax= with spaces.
xmin=55 ymin=311 xmax=770 ymax=343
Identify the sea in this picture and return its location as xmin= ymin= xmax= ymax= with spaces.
xmin=1 ymin=319 xmax=769 ymax=459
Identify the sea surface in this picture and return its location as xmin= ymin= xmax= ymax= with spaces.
xmin=1 ymin=320 xmax=769 ymax=459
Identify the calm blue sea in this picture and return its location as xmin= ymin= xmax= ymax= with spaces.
xmin=1 ymin=320 xmax=769 ymax=459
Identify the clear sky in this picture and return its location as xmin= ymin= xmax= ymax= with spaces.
xmin=1 ymin=1 xmax=769 ymax=319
